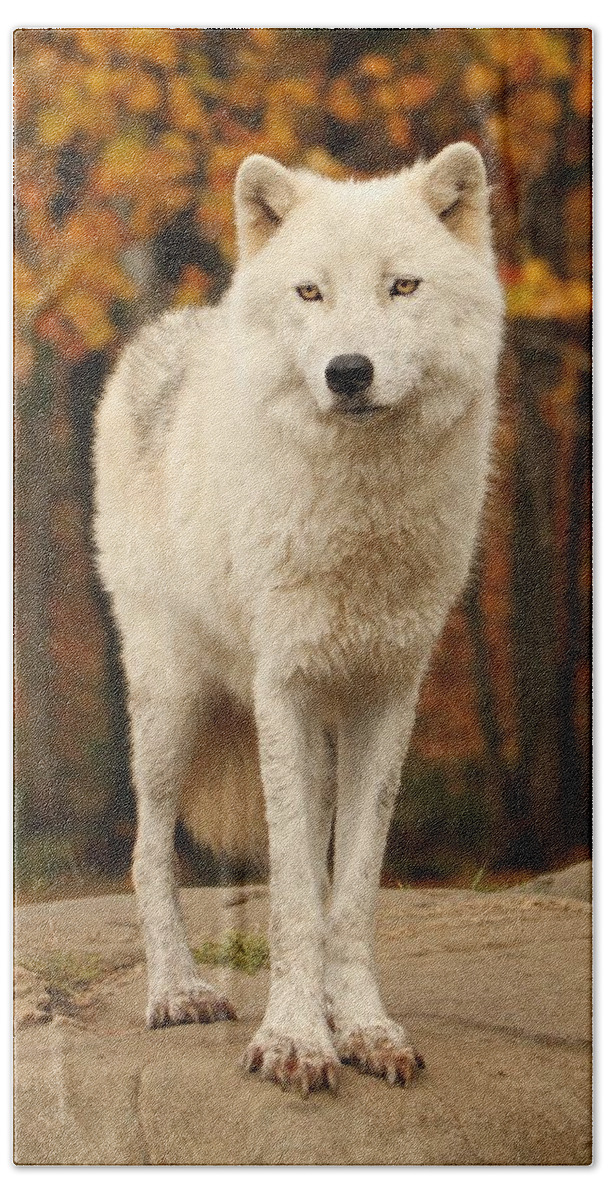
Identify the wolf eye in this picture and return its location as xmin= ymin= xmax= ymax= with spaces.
xmin=390 ymin=278 xmax=421 ymax=297
xmin=296 ymin=283 xmax=323 ymax=302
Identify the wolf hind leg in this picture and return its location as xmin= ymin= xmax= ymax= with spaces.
xmin=118 ymin=602 xmax=236 ymax=1028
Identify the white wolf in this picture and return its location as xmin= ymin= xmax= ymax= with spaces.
xmin=94 ymin=142 xmax=503 ymax=1095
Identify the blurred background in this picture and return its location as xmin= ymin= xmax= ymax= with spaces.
xmin=14 ymin=28 xmax=591 ymax=899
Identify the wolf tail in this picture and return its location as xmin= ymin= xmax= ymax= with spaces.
xmin=178 ymin=695 xmax=268 ymax=868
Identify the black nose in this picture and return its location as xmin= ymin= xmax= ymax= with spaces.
xmin=325 ymin=354 xmax=374 ymax=395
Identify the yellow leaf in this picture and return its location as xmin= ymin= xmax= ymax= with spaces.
xmin=59 ymin=289 xmax=115 ymax=350
xmin=96 ymin=136 xmax=149 ymax=193
xmin=124 ymin=70 xmax=163 ymax=114
xmin=386 ymin=112 xmax=412 ymax=149
xmin=38 ymin=109 xmax=74 ymax=147
xmin=248 ymin=29 xmax=281 ymax=52
xmin=301 ymin=148 xmax=346 ymax=179
xmin=374 ymin=85 xmax=400 ymax=110
xmin=14 ymin=260 xmax=40 ymax=312
xmin=55 ymin=252 xmax=139 ymax=304
xmin=173 ymin=265 xmax=210 ymax=307
xmin=14 ymin=333 xmax=35 ymax=384
xmin=82 ymin=65 xmax=116 ymax=98
xmin=168 ymin=77 xmax=209 ymax=134
xmin=357 ymin=54 xmax=393 ymax=80
xmin=571 ymin=72 xmax=592 ymax=118
xmin=326 ymin=79 xmax=363 ymax=124
xmin=116 ymin=29 xmax=179 ymax=68
xmin=528 ymin=29 xmax=572 ymax=78
xmin=75 ymin=29 xmax=113 ymax=62
xmin=462 ymin=63 xmax=502 ymax=102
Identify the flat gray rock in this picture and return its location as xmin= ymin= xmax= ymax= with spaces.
xmin=14 ymin=877 xmax=592 ymax=1165
xmin=511 ymin=859 xmax=592 ymax=904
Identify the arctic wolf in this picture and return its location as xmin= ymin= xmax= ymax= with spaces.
xmin=94 ymin=143 xmax=503 ymax=1095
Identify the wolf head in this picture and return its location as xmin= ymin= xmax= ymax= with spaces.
xmin=231 ymin=144 xmax=503 ymax=438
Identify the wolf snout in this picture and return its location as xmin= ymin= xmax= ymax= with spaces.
xmin=325 ymin=354 xmax=374 ymax=396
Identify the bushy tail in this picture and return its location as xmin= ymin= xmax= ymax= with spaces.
xmin=179 ymin=695 xmax=268 ymax=867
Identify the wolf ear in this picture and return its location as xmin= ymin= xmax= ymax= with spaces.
xmin=235 ymin=155 xmax=300 ymax=257
xmin=423 ymin=142 xmax=490 ymax=251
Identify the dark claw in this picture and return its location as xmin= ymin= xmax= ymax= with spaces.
xmin=148 ymin=991 xmax=236 ymax=1029
xmin=245 ymin=1045 xmax=263 ymax=1072
xmin=243 ymin=1039 xmax=339 ymax=1095
xmin=214 ymin=998 xmax=237 ymax=1022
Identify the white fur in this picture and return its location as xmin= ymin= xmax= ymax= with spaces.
xmin=93 ymin=144 xmax=503 ymax=1091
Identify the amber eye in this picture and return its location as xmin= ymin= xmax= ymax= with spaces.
xmin=296 ymin=283 xmax=323 ymax=302
xmin=390 ymin=278 xmax=421 ymax=297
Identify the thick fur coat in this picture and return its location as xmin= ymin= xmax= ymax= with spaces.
xmin=94 ymin=143 xmax=503 ymax=1093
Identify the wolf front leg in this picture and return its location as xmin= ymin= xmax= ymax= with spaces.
xmin=326 ymin=681 xmax=425 ymax=1085
xmin=130 ymin=681 xmax=236 ymax=1029
xmin=244 ymin=676 xmax=339 ymax=1095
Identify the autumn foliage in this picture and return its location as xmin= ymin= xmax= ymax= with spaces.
xmin=14 ymin=29 xmax=592 ymax=892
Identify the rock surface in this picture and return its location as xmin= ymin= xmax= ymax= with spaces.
xmin=14 ymin=866 xmax=592 ymax=1165
xmin=511 ymin=858 xmax=592 ymax=903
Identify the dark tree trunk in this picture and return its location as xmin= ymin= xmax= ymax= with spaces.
xmin=509 ymin=321 xmax=568 ymax=868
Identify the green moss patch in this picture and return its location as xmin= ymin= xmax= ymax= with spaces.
xmin=18 ymin=950 xmax=109 ymax=995
xmin=193 ymin=930 xmax=269 ymax=975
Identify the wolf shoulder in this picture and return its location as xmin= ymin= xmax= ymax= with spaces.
xmin=96 ymin=303 xmax=228 ymax=454
xmin=93 ymin=301 xmax=236 ymax=601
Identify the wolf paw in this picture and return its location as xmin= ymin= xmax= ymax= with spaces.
xmin=335 ymin=1026 xmax=424 ymax=1086
xmin=147 ymin=983 xmax=236 ymax=1029
xmin=243 ymin=1031 xmax=340 ymax=1096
